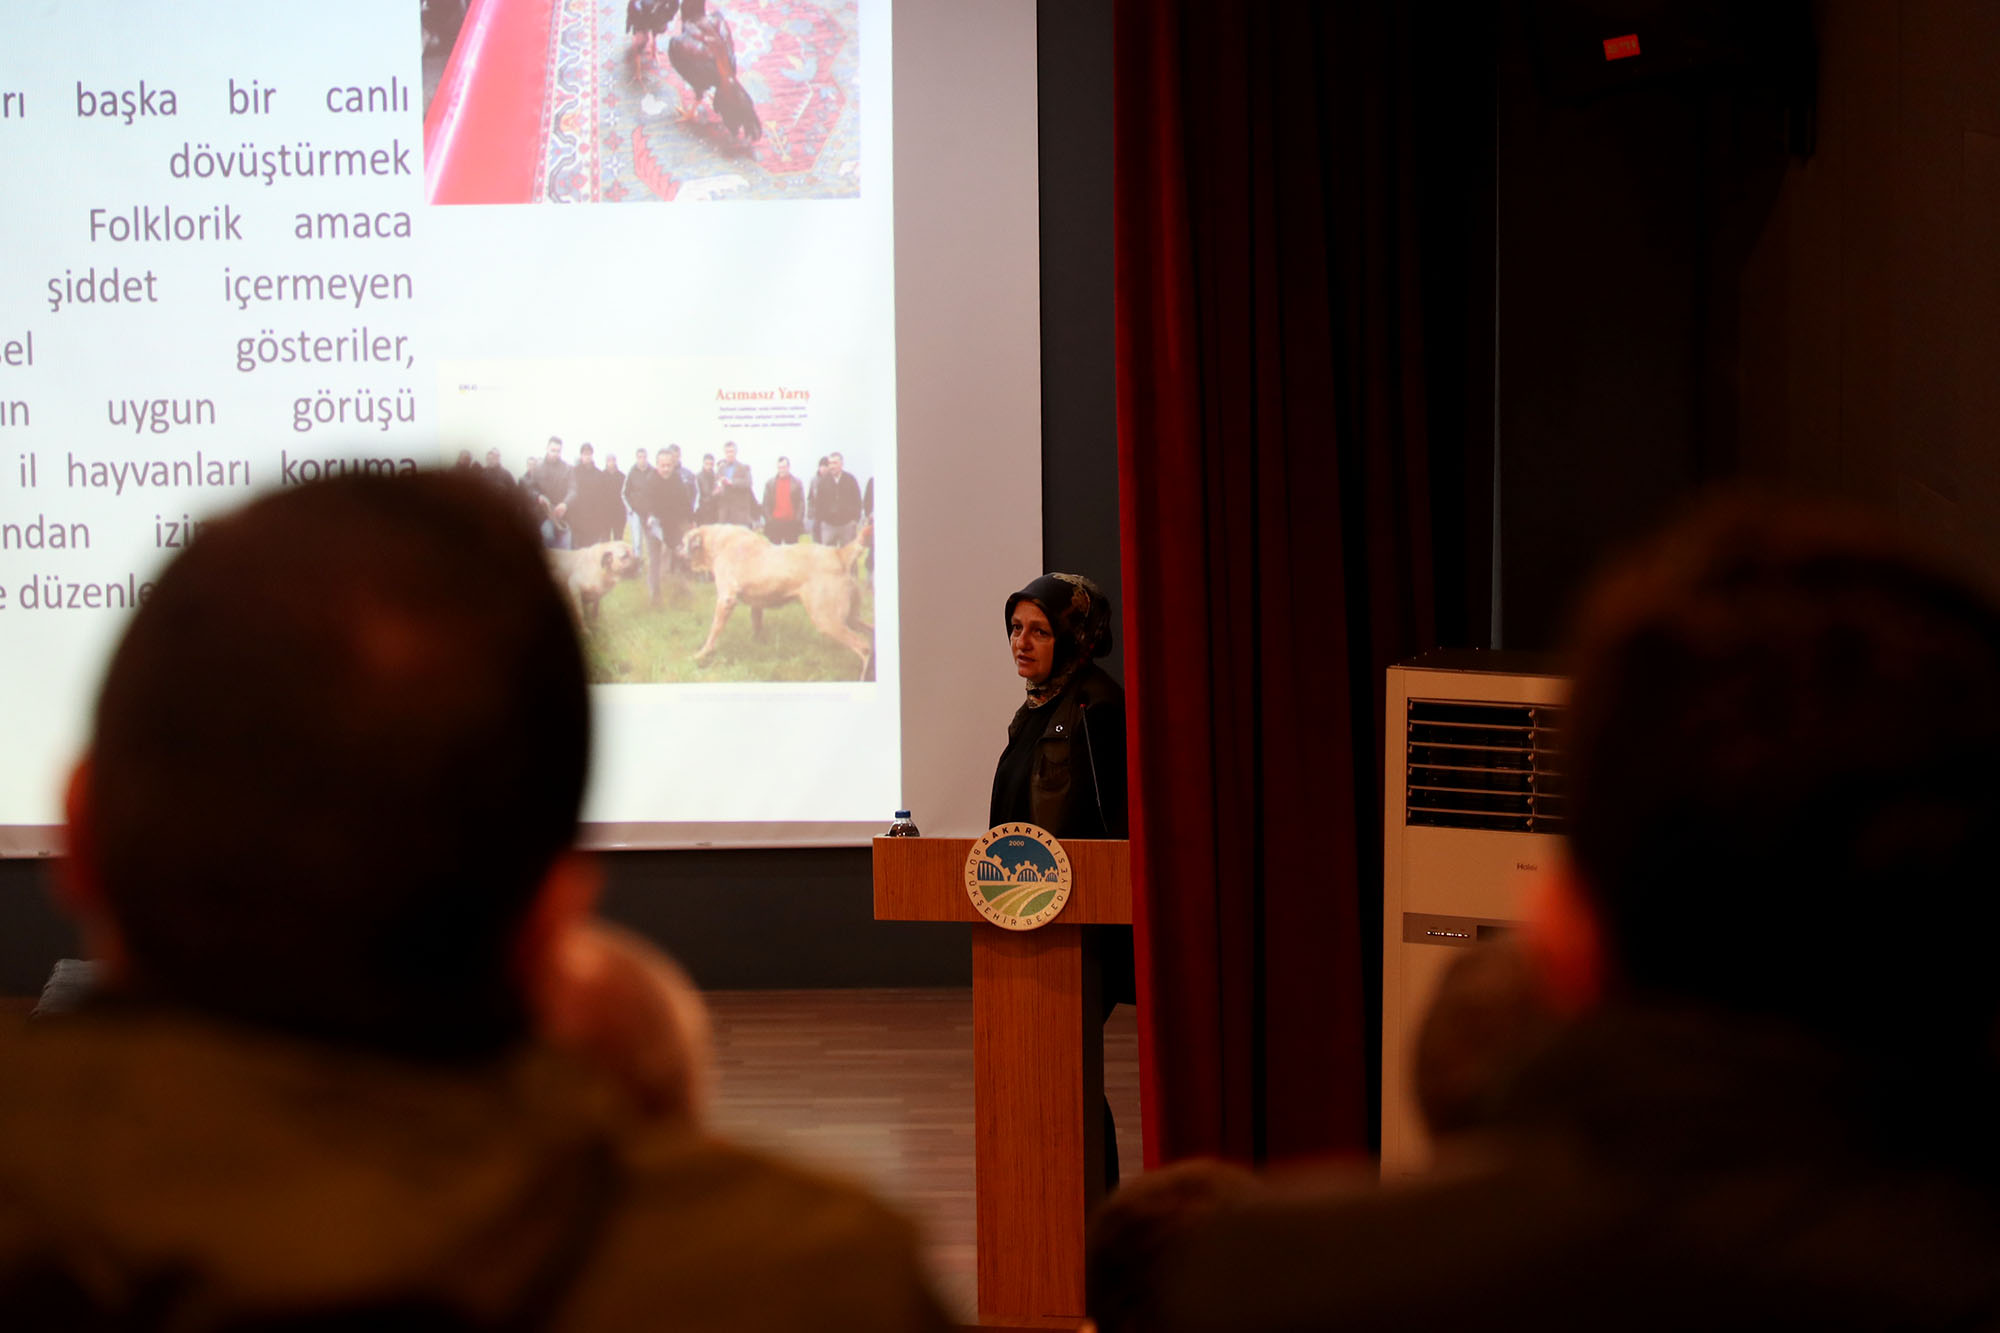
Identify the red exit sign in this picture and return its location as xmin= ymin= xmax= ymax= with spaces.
xmin=1603 ymin=33 xmax=1641 ymax=60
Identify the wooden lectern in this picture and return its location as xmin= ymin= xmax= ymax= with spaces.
xmin=873 ymin=837 xmax=1132 ymax=1328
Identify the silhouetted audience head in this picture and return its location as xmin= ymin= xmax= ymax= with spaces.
xmin=535 ymin=921 xmax=714 ymax=1122
xmin=1558 ymin=496 xmax=2000 ymax=1061
xmin=1086 ymin=1161 xmax=1262 ymax=1333
xmin=1412 ymin=939 xmax=1559 ymax=1139
xmin=68 ymin=471 xmax=588 ymax=1058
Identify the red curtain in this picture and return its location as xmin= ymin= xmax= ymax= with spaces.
xmin=1114 ymin=1 xmax=1475 ymax=1165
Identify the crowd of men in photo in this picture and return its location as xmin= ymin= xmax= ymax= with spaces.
xmin=455 ymin=437 xmax=872 ymax=604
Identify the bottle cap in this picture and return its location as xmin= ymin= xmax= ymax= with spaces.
xmin=894 ymin=810 xmax=912 ymax=819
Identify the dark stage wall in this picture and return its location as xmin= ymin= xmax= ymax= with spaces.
xmin=1734 ymin=0 xmax=2000 ymax=571
xmin=0 ymin=0 xmax=1117 ymax=997
xmin=1493 ymin=0 xmax=1999 ymax=647
xmin=1492 ymin=2 xmax=1785 ymax=647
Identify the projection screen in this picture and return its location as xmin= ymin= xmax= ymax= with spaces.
xmin=0 ymin=0 xmax=1044 ymax=853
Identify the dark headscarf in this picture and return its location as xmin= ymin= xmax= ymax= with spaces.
xmin=1005 ymin=573 xmax=1113 ymax=707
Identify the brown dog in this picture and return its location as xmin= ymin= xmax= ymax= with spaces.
xmin=679 ymin=523 xmax=873 ymax=678
xmin=548 ymin=540 xmax=642 ymax=624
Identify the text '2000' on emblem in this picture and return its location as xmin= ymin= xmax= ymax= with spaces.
xmin=964 ymin=824 xmax=1073 ymax=931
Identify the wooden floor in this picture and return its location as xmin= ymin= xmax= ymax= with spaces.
xmin=705 ymin=989 xmax=1141 ymax=1321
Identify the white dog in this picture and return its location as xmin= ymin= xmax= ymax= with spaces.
xmin=549 ymin=540 xmax=642 ymax=624
xmin=679 ymin=524 xmax=873 ymax=678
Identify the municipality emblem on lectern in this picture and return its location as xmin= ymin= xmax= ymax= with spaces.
xmin=964 ymin=824 xmax=1073 ymax=930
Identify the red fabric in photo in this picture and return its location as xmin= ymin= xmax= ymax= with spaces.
xmin=425 ymin=0 xmax=558 ymax=204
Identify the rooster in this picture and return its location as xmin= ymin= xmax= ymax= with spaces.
xmin=714 ymin=76 xmax=763 ymax=143
xmin=666 ymin=5 xmax=762 ymax=142
xmin=667 ymin=6 xmax=738 ymax=121
xmin=626 ymin=0 xmax=679 ymax=61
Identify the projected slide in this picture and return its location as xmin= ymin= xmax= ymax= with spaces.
xmin=0 ymin=0 xmax=910 ymax=845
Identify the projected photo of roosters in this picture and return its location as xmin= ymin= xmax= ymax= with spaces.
xmin=421 ymin=0 xmax=861 ymax=204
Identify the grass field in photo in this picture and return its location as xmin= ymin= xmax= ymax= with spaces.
xmin=576 ymin=569 xmax=875 ymax=684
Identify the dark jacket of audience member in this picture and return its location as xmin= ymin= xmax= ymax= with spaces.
xmin=0 ymin=472 xmax=948 ymax=1333
xmin=1156 ymin=498 xmax=2000 ymax=1333
xmin=1086 ymin=1160 xmax=1261 ymax=1333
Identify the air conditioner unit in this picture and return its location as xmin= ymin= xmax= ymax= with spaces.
xmin=1381 ymin=653 xmax=1567 ymax=1177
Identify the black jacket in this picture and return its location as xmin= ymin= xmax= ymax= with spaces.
xmin=626 ymin=467 xmax=693 ymax=539
xmin=990 ymin=664 xmax=1127 ymax=840
xmin=1157 ymin=1007 xmax=2000 ymax=1333
xmin=526 ymin=458 xmax=576 ymax=511
xmin=814 ymin=472 xmax=864 ymax=528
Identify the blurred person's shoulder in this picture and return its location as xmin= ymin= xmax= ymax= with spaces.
xmin=1152 ymin=1141 xmax=1598 ymax=1332
xmin=0 ymin=1005 xmax=654 ymax=1225
xmin=0 ymin=1009 xmax=640 ymax=1319
xmin=1151 ymin=1012 xmax=2000 ymax=1333
xmin=0 ymin=1011 xmax=948 ymax=1333
xmin=587 ymin=1125 xmax=951 ymax=1333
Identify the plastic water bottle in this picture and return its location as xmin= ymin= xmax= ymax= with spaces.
xmin=885 ymin=810 xmax=920 ymax=837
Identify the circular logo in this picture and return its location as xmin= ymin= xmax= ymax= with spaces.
xmin=964 ymin=824 xmax=1073 ymax=931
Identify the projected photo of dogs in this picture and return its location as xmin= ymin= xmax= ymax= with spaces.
xmin=682 ymin=523 xmax=874 ymax=680
xmin=439 ymin=357 xmax=879 ymax=685
xmin=422 ymin=0 xmax=862 ymax=204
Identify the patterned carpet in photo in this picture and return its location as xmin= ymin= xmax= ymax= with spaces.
xmin=540 ymin=0 xmax=861 ymax=202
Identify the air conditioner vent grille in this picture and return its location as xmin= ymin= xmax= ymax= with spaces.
xmin=1406 ymin=698 xmax=1566 ymax=833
